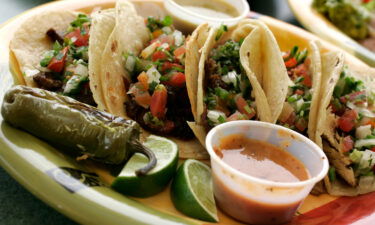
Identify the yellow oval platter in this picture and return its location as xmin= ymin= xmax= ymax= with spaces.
xmin=0 ymin=0 xmax=373 ymax=224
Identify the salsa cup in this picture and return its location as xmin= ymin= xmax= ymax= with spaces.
xmin=205 ymin=121 xmax=329 ymax=224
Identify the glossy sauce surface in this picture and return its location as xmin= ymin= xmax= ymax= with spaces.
xmin=174 ymin=0 xmax=239 ymax=18
xmin=215 ymin=134 xmax=309 ymax=182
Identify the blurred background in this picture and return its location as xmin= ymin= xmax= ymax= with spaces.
xmin=0 ymin=0 xmax=298 ymax=224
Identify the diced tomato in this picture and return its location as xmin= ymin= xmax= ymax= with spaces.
xmin=150 ymin=84 xmax=168 ymax=118
xmin=65 ymin=25 xmax=90 ymax=47
xmin=152 ymin=29 xmax=163 ymax=39
xmin=285 ymin=111 xmax=296 ymax=126
xmin=164 ymin=72 xmax=186 ymax=87
xmin=47 ymin=46 xmax=69 ymax=73
xmin=227 ymin=111 xmax=247 ymax=121
xmin=161 ymin=62 xmax=183 ymax=72
xmin=137 ymin=72 xmax=149 ymax=90
xmin=174 ymin=46 xmax=186 ymax=58
xmin=371 ymin=147 xmax=375 ymax=152
xmin=129 ymin=83 xmax=151 ymax=108
xmin=330 ymin=100 xmax=345 ymax=116
xmin=285 ymin=57 xmax=297 ymax=68
xmin=363 ymin=0 xmax=372 ymax=3
xmin=293 ymin=63 xmax=312 ymax=88
xmin=340 ymin=96 xmax=348 ymax=104
xmin=151 ymin=35 xmax=174 ymax=46
xmin=158 ymin=35 xmax=174 ymax=45
xmin=338 ymin=110 xmax=358 ymax=132
xmin=295 ymin=117 xmax=307 ymax=132
xmin=152 ymin=50 xmax=167 ymax=61
xmin=348 ymin=91 xmax=366 ymax=101
xmin=160 ymin=120 xmax=175 ymax=133
xmin=348 ymin=91 xmax=367 ymax=105
xmin=302 ymin=73 xmax=312 ymax=88
xmin=282 ymin=52 xmax=290 ymax=60
xmin=279 ymin=102 xmax=295 ymax=123
xmin=235 ymin=95 xmax=256 ymax=119
xmin=342 ymin=136 xmax=354 ymax=153
xmin=365 ymin=120 xmax=375 ymax=128
xmin=135 ymin=92 xmax=152 ymax=109
xmin=295 ymin=89 xmax=304 ymax=95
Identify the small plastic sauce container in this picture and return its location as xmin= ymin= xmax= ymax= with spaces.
xmin=205 ymin=121 xmax=329 ymax=224
xmin=164 ymin=0 xmax=250 ymax=33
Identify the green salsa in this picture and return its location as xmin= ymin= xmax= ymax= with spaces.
xmin=313 ymin=0 xmax=370 ymax=40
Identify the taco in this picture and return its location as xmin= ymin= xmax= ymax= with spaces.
xmin=277 ymin=41 xmax=322 ymax=141
xmin=316 ymin=51 xmax=375 ymax=196
xmin=9 ymin=1 xmax=140 ymax=109
xmin=100 ymin=13 xmax=209 ymax=159
xmin=187 ymin=19 xmax=291 ymax=146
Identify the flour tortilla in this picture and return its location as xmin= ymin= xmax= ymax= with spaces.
xmin=188 ymin=19 xmax=289 ymax=146
xmin=305 ymin=41 xmax=322 ymax=142
xmin=9 ymin=11 xmax=77 ymax=87
xmin=100 ymin=0 xmax=149 ymax=118
xmin=97 ymin=1 xmax=208 ymax=159
xmin=9 ymin=9 xmax=115 ymax=110
xmin=185 ymin=23 xmax=210 ymax=122
xmin=316 ymin=51 xmax=375 ymax=196
xmin=88 ymin=9 xmax=116 ymax=111
xmin=277 ymin=41 xmax=322 ymax=141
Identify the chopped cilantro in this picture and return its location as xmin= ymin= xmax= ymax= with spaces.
xmin=70 ymin=14 xmax=90 ymax=28
xmin=328 ymin=167 xmax=336 ymax=182
xmin=162 ymin=16 xmax=173 ymax=26
xmin=215 ymin=87 xmax=229 ymax=100
xmin=218 ymin=115 xmax=226 ymax=124
xmin=211 ymin=40 xmax=241 ymax=76
xmin=146 ymin=16 xmax=173 ymax=32
xmin=215 ymin=24 xmax=228 ymax=41
xmin=149 ymin=81 xmax=158 ymax=93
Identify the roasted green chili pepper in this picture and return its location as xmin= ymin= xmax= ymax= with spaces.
xmin=1 ymin=85 xmax=156 ymax=175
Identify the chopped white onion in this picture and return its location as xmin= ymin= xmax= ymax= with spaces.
xmin=355 ymin=139 xmax=375 ymax=148
xmin=146 ymin=66 xmax=161 ymax=84
xmin=347 ymin=101 xmax=375 ymax=118
xmin=222 ymin=71 xmax=239 ymax=88
xmin=358 ymin=150 xmax=375 ymax=171
xmin=162 ymin=26 xmax=172 ymax=34
xmin=207 ymin=110 xmax=227 ymax=125
xmin=140 ymin=41 xmax=159 ymax=59
xmin=24 ymin=69 xmax=40 ymax=78
xmin=125 ymin=55 xmax=136 ymax=72
xmin=74 ymin=64 xmax=88 ymax=77
xmin=173 ymin=30 xmax=184 ymax=46
xmin=356 ymin=125 xmax=372 ymax=139
xmin=295 ymin=98 xmax=305 ymax=112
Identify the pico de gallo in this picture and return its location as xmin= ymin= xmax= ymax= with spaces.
xmin=202 ymin=33 xmax=256 ymax=128
xmin=123 ymin=16 xmax=194 ymax=138
xmin=327 ymin=68 xmax=375 ymax=182
xmin=278 ymin=46 xmax=311 ymax=133
xmin=35 ymin=14 xmax=95 ymax=105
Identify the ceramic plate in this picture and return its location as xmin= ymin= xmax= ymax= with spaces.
xmin=1 ymin=0 xmax=375 ymax=224
xmin=288 ymin=0 xmax=375 ymax=67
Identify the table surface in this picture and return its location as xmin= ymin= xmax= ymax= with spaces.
xmin=0 ymin=0 xmax=299 ymax=224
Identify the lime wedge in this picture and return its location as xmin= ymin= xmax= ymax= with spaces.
xmin=111 ymin=135 xmax=178 ymax=198
xmin=171 ymin=159 xmax=218 ymax=222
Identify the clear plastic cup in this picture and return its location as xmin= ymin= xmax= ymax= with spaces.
xmin=205 ymin=121 xmax=329 ymax=224
xmin=164 ymin=0 xmax=250 ymax=33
